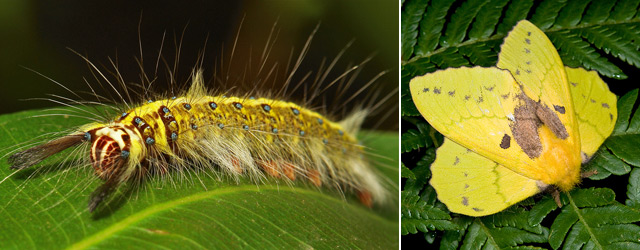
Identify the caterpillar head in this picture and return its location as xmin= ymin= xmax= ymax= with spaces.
xmin=86 ymin=127 xmax=134 ymax=180
xmin=8 ymin=124 xmax=142 ymax=212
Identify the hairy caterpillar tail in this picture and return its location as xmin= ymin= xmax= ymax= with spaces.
xmin=8 ymin=65 xmax=390 ymax=213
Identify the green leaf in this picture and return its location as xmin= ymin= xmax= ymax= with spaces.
xmin=0 ymin=108 xmax=398 ymax=249
xmin=458 ymin=208 xmax=549 ymax=249
xmin=440 ymin=0 xmax=489 ymax=46
xmin=605 ymin=90 xmax=640 ymax=168
xmin=548 ymin=189 xmax=640 ymax=249
xmin=529 ymin=0 xmax=567 ymax=30
xmin=401 ymin=0 xmax=430 ymax=60
xmin=401 ymin=122 xmax=432 ymax=153
xmin=401 ymin=163 xmax=416 ymax=179
xmin=626 ymin=168 xmax=640 ymax=209
xmin=414 ymin=0 xmax=455 ymax=56
xmin=401 ymin=191 xmax=459 ymax=235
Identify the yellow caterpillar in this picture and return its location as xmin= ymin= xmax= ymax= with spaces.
xmin=1 ymin=12 xmax=400 ymax=213
xmin=7 ymin=67 xmax=388 ymax=211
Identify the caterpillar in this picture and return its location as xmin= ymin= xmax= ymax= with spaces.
xmin=4 ymin=26 xmax=393 ymax=213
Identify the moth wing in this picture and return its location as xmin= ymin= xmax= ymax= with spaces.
xmin=410 ymin=67 xmax=540 ymax=177
xmin=566 ymin=67 xmax=618 ymax=159
xmin=497 ymin=20 xmax=581 ymax=154
xmin=430 ymin=139 xmax=541 ymax=217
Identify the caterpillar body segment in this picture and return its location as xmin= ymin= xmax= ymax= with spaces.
xmin=8 ymin=70 xmax=387 ymax=211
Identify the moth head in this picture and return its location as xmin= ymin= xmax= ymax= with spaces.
xmin=88 ymin=127 xmax=132 ymax=180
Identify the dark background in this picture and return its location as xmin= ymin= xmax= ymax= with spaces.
xmin=0 ymin=0 xmax=398 ymax=130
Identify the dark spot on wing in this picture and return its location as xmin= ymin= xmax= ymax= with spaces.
xmin=525 ymin=69 xmax=532 ymax=74
xmin=553 ymin=105 xmax=566 ymax=114
xmin=423 ymin=88 xmax=430 ymax=93
xmin=448 ymin=91 xmax=455 ymax=96
xmin=526 ymin=61 xmax=531 ymax=65
xmin=571 ymin=82 xmax=577 ymax=87
xmin=525 ymin=48 xmax=531 ymax=53
xmin=525 ymin=38 xmax=531 ymax=44
xmin=465 ymin=95 xmax=471 ymax=101
xmin=464 ymin=184 xmax=469 ymax=189
xmin=590 ymin=99 xmax=596 ymax=103
xmin=500 ymin=134 xmax=511 ymax=149
xmin=473 ymin=207 xmax=483 ymax=212
xmin=463 ymin=172 xmax=468 ymax=177
xmin=485 ymin=86 xmax=495 ymax=91
xmin=462 ymin=197 xmax=469 ymax=206
xmin=477 ymin=97 xmax=484 ymax=103
xmin=527 ymin=31 xmax=531 ymax=36
xmin=515 ymin=69 xmax=520 ymax=75
xmin=610 ymin=113 xmax=613 ymax=120
xmin=434 ymin=87 xmax=441 ymax=94
xmin=602 ymin=103 xmax=610 ymax=109
xmin=453 ymin=156 xmax=459 ymax=165
xmin=501 ymin=94 xmax=510 ymax=99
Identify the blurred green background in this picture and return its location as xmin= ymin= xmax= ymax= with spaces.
xmin=0 ymin=0 xmax=398 ymax=130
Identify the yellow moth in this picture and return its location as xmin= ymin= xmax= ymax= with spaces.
xmin=409 ymin=20 xmax=617 ymax=216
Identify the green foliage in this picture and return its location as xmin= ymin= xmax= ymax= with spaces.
xmin=0 ymin=108 xmax=398 ymax=249
xmin=401 ymin=191 xmax=459 ymax=235
xmin=402 ymin=0 xmax=640 ymax=248
xmin=402 ymin=121 xmax=433 ymax=153
xmin=401 ymin=0 xmax=640 ymax=83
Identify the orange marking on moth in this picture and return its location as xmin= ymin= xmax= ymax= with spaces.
xmin=308 ymin=169 xmax=322 ymax=187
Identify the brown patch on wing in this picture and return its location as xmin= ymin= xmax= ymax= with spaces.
xmin=553 ymin=105 xmax=565 ymax=114
xmin=510 ymin=93 xmax=569 ymax=159
xmin=500 ymin=134 xmax=511 ymax=149
xmin=536 ymin=103 xmax=568 ymax=139
xmin=512 ymin=94 xmax=543 ymax=158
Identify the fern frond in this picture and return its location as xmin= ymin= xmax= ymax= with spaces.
xmin=626 ymin=168 xmax=640 ymax=209
xmin=401 ymin=191 xmax=459 ymax=235
xmin=401 ymin=122 xmax=433 ymax=153
xmin=447 ymin=208 xmax=549 ymax=249
xmin=401 ymin=163 xmax=416 ymax=179
xmin=531 ymin=188 xmax=640 ymax=249
xmin=401 ymin=0 xmax=640 ymax=79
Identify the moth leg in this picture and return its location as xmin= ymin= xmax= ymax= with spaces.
xmin=552 ymin=188 xmax=562 ymax=208
xmin=581 ymin=170 xmax=598 ymax=178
